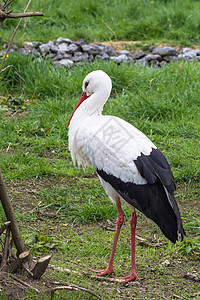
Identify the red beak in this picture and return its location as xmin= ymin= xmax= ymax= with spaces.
xmin=67 ymin=92 xmax=90 ymax=127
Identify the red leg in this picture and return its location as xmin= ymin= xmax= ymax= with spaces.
xmin=118 ymin=208 xmax=140 ymax=283
xmin=91 ymin=197 xmax=124 ymax=276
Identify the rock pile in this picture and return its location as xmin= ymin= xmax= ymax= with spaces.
xmin=1 ymin=37 xmax=200 ymax=68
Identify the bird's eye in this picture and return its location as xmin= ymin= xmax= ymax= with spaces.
xmin=85 ymin=81 xmax=89 ymax=89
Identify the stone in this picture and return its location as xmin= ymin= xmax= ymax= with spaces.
xmin=80 ymin=52 xmax=89 ymax=60
xmin=23 ymin=42 xmax=35 ymax=51
xmin=136 ymin=57 xmax=148 ymax=67
xmin=3 ymin=36 xmax=200 ymax=70
xmin=104 ymin=45 xmax=116 ymax=56
xmin=96 ymin=43 xmax=106 ymax=52
xmin=182 ymin=48 xmax=189 ymax=54
xmin=73 ymin=51 xmax=83 ymax=57
xmin=182 ymin=48 xmax=200 ymax=56
xmin=18 ymin=48 xmax=29 ymax=56
xmin=50 ymin=45 xmax=59 ymax=53
xmin=58 ymin=43 xmax=69 ymax=52
xmin=39 ymin=43 xmax=51 ymax=55
xmin=95 ymin=55 xmax=103 ymax=60
xmin=32 ymin=42 xmax=42 ymax=49
xmin=145 ymin=54 xmax=162 ymax=62
xmin=10 ymin=44 xmax=18 ymax=51
xmin=110 ymin=54 xmax=128 ymax=64
xmin=160 ymin=61 xmax=167 ymax=67
xmin=53 ymin=59 xmax=74 ymax=68
xmin=184 ymin=50 xmax=199 ymax=59
xmin=163 ymin=56 xmax=178 ymax=62
xmin=132 ymin=52 xmax=146 ymax=60
xmin=87 ymin=44 xmax=103 ymax=55
xmin=75 ymin=39 xmax=87 ymax=46
xmin=31 ymin=49 xmax=40 ymax=58
xmin=71 ymin=53 xmax=85 ymax=62
xmin=119 ymin=50 xmax=130 ymax=56
xmin=149 ymin=60 xmax=160 ymax=67
xmin=178 ymin=54 xmax=191 ymax=61
xmin=66 ymin=43 xmax=80 ymax=53
xmin=51 ymin=52 xmax=72 ymax=61
xmin=56 ymin=37 xmax=72 ymax=45
xmin=160 ymin=259 xmax=170 ymax=266
xmin=81 ymin=44 xmax=91 ymax=52
xmin=101 ymin=53 xmax=110 ymax=60
xmin=152 ymin=47 xmax=178 ymax=56
xmin=89 ymin=54 xmax=94 ymax=61
xmin=7 ymin=48 xmax=16 ymax=54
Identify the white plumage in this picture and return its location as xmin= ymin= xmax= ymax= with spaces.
xmin=67 ymin=70 xmax=185 ymax=283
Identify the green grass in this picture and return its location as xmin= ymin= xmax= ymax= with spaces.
xmin=0 ymin=54 xmax=199 ymax=184
xmin=1 ymin=0 xmax=200 ymax=46
xmin=0 ymin=54 xmax=199 ymax=299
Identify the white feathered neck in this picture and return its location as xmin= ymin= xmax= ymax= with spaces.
xmin=68 ymin=70 xmax=112 ymax=129
xmin=68 ymin=70 xmax=112 ymax=165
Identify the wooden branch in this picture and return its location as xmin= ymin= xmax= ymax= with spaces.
xmin=0 ymin=171 xmax=26 ymax=255
xmin=0 ymin=221 xmax=11 ymax=235
xmin=1 ymin=0 xmax=33 ymax=71
xmin=7 ymin=251 xmax=30 ymax=273
xmin=0 ymin=227 xmax=10 ymax=271
xmin=31 ymin=255 xmax=52 ymax=279
xmin=49 ymin=264 xmax=122 ymax=283
xmin=3 ymin=0 xmax=14 ymax=10
xmin=0 ymin=10 xmax=44 ymax=20
xmin=9 ymin=274 xmax=40 ymax=293
xmin=46 ymin=285 xmax=101 ymax=299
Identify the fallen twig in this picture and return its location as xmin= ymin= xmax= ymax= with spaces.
xmin=0 ymin=221 xmax=11 ymax=236
xmin=49 ymin=264 xmax=122 ymax=283
xmin=136 ymin=235 xmax=163 ymax=248
xmin=9 ymin=274 xmax=40 ymax=293
xmin=46 ymin=284 xmax=101 ymax=299
xmin=0 ymin=227 xmax=10 ymax=271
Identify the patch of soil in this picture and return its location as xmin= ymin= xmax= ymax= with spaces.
xmin=99 ymin=40 xmax=200 ymax=53
xmin=1 ymin=176 xmax=200 ymax=299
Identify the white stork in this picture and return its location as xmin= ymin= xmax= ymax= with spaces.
xmin=67 ymin=70 xmax=185 ymax=283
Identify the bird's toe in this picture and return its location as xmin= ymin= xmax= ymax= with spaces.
xmin=91 ymin=267 xmax=116 ymax=276
xmin=117 ymin=273 xmax=140 ymax=284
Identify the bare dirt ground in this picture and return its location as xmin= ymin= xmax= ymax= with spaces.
xmin=1 ymin=176 xmax=199 ymax=299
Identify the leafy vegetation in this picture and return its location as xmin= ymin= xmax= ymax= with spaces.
xmin=1 ymin=0 xmax=200 ymax=46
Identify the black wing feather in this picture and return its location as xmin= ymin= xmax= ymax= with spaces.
xmin=97 ymin=148 xmax=185 ymax=243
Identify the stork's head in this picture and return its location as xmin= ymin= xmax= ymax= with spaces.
xmin=67 ymin=70 xmax=112 ymax=127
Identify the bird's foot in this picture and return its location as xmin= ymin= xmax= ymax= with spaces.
xmin=91 ymin=266 xmax=116 ymax=276
xmin=117 ymin=272 xmax=140 ymax=284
